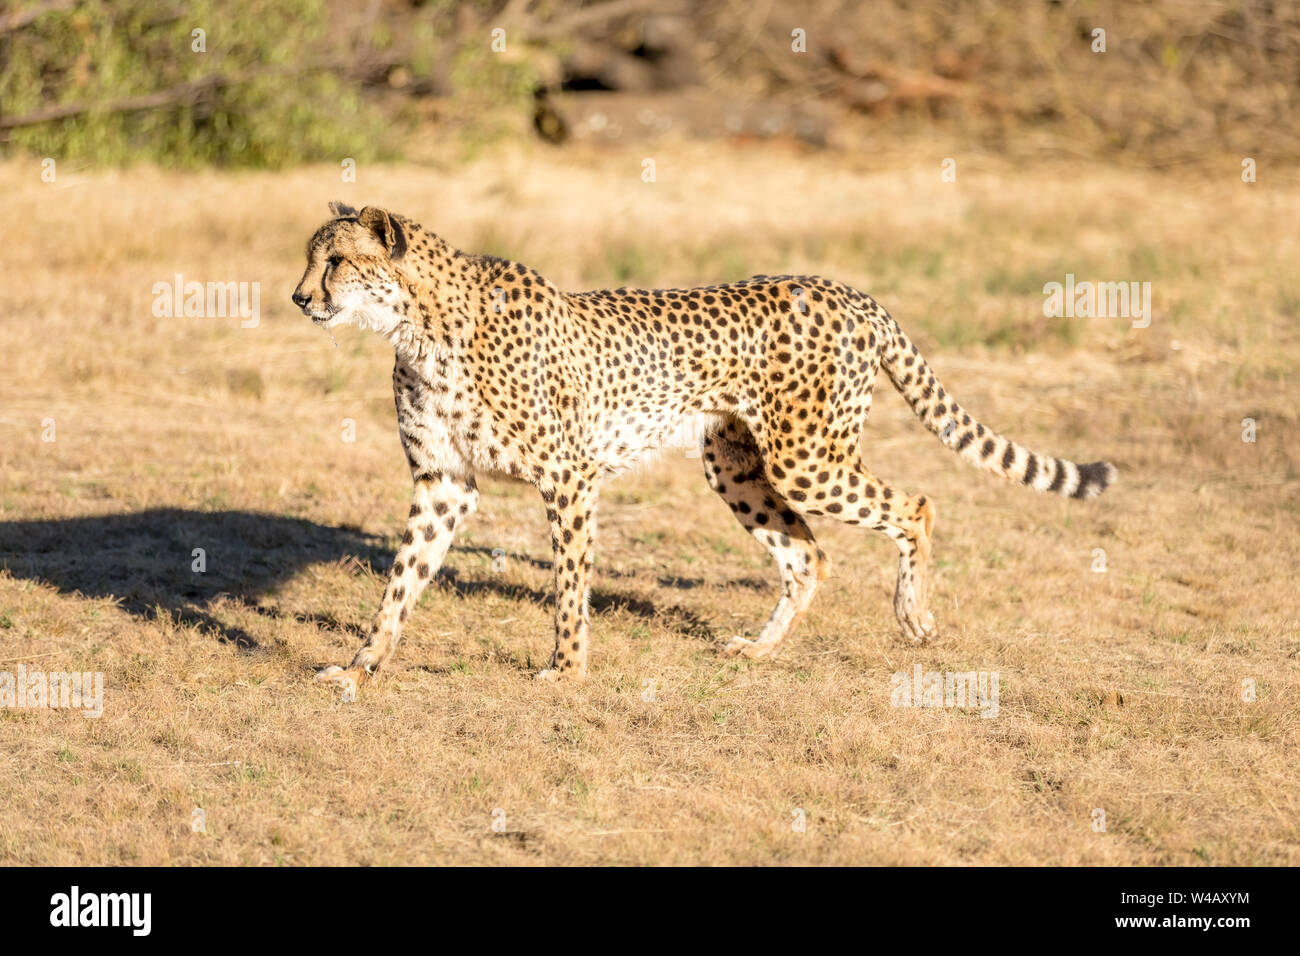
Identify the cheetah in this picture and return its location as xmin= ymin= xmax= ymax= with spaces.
xmin=294 ymin=202 xmax=1116 ymax=690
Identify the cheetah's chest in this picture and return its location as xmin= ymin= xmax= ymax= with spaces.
xmin=398 ymin=353 xmax=525 ymax=479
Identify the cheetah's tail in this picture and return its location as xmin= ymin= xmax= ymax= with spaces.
xmin=879 ymin=316 xmax=1117 ymax=499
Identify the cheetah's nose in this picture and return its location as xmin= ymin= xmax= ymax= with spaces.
xmin=292 ymin=289 xmax=309 ymax=310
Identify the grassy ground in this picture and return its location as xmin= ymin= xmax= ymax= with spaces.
xmin=0 ymin=142 xmax=1297 ymax=865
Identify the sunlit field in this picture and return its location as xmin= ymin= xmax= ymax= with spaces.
xmin=1 ymin=142 xmax=1296 ymax=864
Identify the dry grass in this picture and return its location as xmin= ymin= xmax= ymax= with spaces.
xmin=0 ymin=141 xmax=1297 ymax=865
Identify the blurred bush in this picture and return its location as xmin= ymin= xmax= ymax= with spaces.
xmin=2 ymin=0 xmax=1297 ymax=167
xmin=0 ymin=0 xmax=539 ymax=167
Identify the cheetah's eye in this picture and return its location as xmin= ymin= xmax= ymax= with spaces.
xmin=326 ymin=255 xmax=342 ymax=271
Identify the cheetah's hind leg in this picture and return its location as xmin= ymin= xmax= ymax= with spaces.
xmin=700 ymin=418 xmax=830 ymax=661
xmin=752 ymin=437 xmax=939 ymax=644
xmin=891 ymin=493 xmax=937 ymax=643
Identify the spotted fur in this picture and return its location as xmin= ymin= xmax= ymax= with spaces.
xmin=295 ymin=202 xmax=1116 ymax=688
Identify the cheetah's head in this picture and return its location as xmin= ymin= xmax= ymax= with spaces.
xmin=293 ymin=201 xmax=411 ymax=336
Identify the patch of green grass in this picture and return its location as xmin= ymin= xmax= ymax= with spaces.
xmin=202 ymin=489 xmax=232 ymax=509
xmin=861 ymin=242 xmax=948 ymax=289
xmin=980 ymin=313 xmax=1028 ymax=349
xmin=471 ymin=222 xmax=522 ymax=262
xmin=319 ymin=364 xmax=348 ymax=396
xmin=227 ymin=368 xmax=265 ymax=400
xmin=983 ymin=265 xmax=1048 ymax=297
xmin=1045 ymin=314 xmax=1084 ymax=347
xmin=707 ymin=537 xmax=737 ymax=556
xmin=1275 ymin=285 xmax=1300 ymax=320
xmin=697 ymin=240 xmax=754 ymax=281
xmin=1127 ymin=243 xmax=1178 ymax=280
xmin=601 ymin=243 xmax=660 ymax=286
xmin=1167 ymin=297 xmax=1197 ymax=327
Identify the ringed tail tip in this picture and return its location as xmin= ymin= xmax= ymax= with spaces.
xmin=1071 ymin=461 xmax=1117 ymax=499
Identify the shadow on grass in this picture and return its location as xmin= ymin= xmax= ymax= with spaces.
xmin=435 ymin=566 xmax=719 ymax=642
xmin=0 ymin=509 xmax=725 ymax=651
xmin=0 ymin=509 xmax=390 ymax=651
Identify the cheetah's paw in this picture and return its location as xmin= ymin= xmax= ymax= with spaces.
xmin=898 ymin=609 xmax=938 ymax=643
xmin=315 ymin=664 xmax=365 ymax=697
xmin=722 ymin=636 xmax=778 ymax=660
xmin=535 ymin=665 xmax=586 ymax=681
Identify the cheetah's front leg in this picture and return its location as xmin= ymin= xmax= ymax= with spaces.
xmin=317 ymin=471 xmax=478 ymax=694
xmin=535 ymin=476 xmax=597 ymax=681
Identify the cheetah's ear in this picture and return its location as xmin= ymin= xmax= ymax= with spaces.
xmin=358 ymin=205 xmax=406 ymax=260
xmin=328 ymin=200 xmax=358 ymax=218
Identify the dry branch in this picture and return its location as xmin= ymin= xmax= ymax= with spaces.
xmin=1 ymin=0 xmax=76 ymax=34
xmin=0 ymin=51 xmax=405 ymax=130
